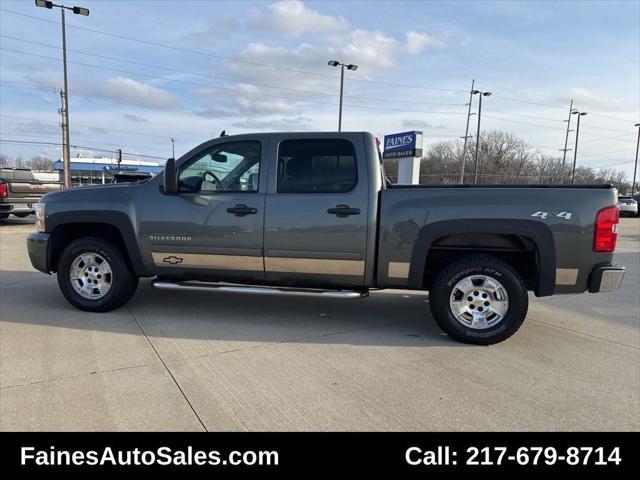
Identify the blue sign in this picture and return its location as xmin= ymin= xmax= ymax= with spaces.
xmin=383 ymin=131 xmax=423 ymax=159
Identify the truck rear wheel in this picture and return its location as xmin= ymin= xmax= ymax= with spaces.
xmin=429 ymin=254 xmax=528 ymax=345
xmin=57 ymin=236 xmax=138 ymax=312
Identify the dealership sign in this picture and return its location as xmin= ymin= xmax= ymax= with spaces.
xmin=382 ymin=131 xmax=423 ymax=159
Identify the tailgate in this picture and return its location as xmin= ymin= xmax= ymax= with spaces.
xmin=8 ymin=182 xmax=63 ymax=198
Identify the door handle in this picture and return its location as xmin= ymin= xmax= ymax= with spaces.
xmin=226 ymin=204 xmax=258 ymax=216
xmin=327 ymin=204 xmax=361 ymax=217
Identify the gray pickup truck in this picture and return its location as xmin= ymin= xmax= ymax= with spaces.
xmin=1 ymin=168 xmax=62 ymax=219
xmin=27 ymin=132 xmax=625 ymax=344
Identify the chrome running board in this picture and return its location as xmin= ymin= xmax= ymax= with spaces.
xmin=152 ymin=280 xmax=369 ymax=298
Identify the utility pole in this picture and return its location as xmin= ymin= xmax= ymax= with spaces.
xmin=570 ymin=111 xmax=588 ymax=184
xmin=35 ymin=1 xmax=90 ymax=188
xmin=171 ymin=137 xmax=175 ymax=158
xmin=61 ymin=6 xmax=71 ymax=188
xmin=328 ymin=60 xmax=358 ymax=132
xmin=117 ymin=149 xmax=122 ymax=169
xmin=459 ymin=79 xmax=475 ymax=183
xmin=633 ymin=123 xmax=640 ymax=194
xmin=471 ymin=89 xmax=492 ymax=184
xmin=560 ymin=99 xmax=576 ymax=184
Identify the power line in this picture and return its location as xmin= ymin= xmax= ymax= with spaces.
xmin=581 ymin=132 xmax=637 ymax=144
xmin=0 ymin=138 xmax=165 ymax=160
xmin=0 ymin=34 xmax=465 ymax=108
xmin=0 ymin=113 xmax=182 ymax=142
xmin=589 ymin=112 xmax=639 ymax=124
xmin=577 ymin=147 xmax=637 ymax=159
xmin=0 ymin=68 xmax=469 ymax=117
xmin=0 ymin=8 xmax=470 ymax=94
xmin=483 ymin=108 xmax=564 ymax=123
xmin=482 ymin=114 xmax=563 ymax=131
xmin=1 ymin=131 xmax=171 ymax=154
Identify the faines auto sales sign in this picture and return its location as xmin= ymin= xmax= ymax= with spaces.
xmin=382 ymin=131 xmax=423 ymax=159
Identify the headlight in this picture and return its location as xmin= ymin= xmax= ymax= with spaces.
xmin=35 ymin=203 xmax=45 ymax=232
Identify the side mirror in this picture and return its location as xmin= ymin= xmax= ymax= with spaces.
xmin=163 ymin=158 xmax=178 ymax=194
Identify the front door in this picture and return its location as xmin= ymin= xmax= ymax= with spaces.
xmin=264 ymin=136 xmax=369 ymax=288
xmin=140 ymin=139 xmax=266 ymax=283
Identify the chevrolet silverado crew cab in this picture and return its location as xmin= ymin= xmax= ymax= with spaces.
xmin=27 ymin=132 xmax=625 ymax=344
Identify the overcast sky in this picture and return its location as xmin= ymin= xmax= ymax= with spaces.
xmin=0 ymin=0 xmax=638 ymax=177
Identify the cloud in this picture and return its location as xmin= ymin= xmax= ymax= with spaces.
xmin=568 ymin=87 xmax=623 ymax=111
xmin=401 ymin=118 xmax=446 ymax=129
xmin=231 ymin=116 xmax=312 ymax=130
xmin=13 ymin=120 xmax=59 ymax=135
xmin=102 ymin=77 xmax=181 ymax=109
xmin=122 ymin=113 xmax=149 ymax=123
xmin=250 ymin=0 xmax=348 ymax=37
xmin=405 ymin=31 xmax=446 ymax=54
xmin=193 ymin=83 xmax=301 ymax=117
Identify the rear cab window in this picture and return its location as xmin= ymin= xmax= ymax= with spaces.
xmin=277 ymin=139 xmax=357 ymax=193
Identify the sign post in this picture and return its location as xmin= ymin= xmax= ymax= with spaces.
xmin=382 ymin=131 xmax=423 ymax=184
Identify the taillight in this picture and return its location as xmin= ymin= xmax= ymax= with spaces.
xmin=0 ymin=183 xmax=7 ymax=198
xmin=593 ymin=205 xmax=619 ymax=252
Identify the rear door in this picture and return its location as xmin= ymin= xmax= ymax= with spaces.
xmin=264 ymin=135 xmax=369 ymax=288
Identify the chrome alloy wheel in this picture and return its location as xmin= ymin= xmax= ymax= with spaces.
xmin=449 ymin=275 xmax=509 ymax=329
xmin=69 ymin=253 xmax=113 ymax=299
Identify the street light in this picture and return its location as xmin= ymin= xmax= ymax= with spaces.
xmin=570 ymin=110 xmax=587 ymax=184
xmin=632 ymin=123 xmax=640 ymax=194
xmin=35 ymin=0 xmax=90 ymax=188
xmin=171 ymin=137 xmax=175 ymax=158
xmin=328 ymin=60 xmax=358 ymax=132
xmin=471 ymin=89 xmax=492 ymax=184
xmin=560 ymin=99 xmax=577 ymax=184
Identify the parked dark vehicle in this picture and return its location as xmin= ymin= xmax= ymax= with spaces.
xmin=27 ymin=132 xmax=626 ymax=344
xmin=0 ymin=168 xmax=62 ymax=219
xmin=112 ymin=171 xmax=153 ymax=184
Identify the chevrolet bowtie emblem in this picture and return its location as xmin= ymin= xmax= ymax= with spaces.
xmin=163 ymin=255 xmax=184 ymax=265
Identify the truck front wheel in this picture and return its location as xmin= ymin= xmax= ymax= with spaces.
xmin=429 ymin=254 xmax=528 ymax=345
xmin=57 ymin=236 xmax=139 ymax=312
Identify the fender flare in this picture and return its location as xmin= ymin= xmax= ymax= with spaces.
xmin=47 ymin=210 xmax=149 ymax=276
xmin=408 ymin=219 xmax=556 ymax=296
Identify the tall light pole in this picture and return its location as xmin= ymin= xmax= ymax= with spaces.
xmin=632 ymin=123 xmax=640 ymax=194
xmin=328 ymin=60 xmax=358 ymax=132
xmin=171 ymin=137 xmax=175 ymax=158
xmin=35 ymin=0 xmax=89 ymax=188
xmin=459 ymin=79 xmax=475 ymax=183
xmin=471 ymin=89 xmax=492 ymax=184
xmin=570 ymin=110 xmax=588 ymax=184
xmin=560 ymin=99 xmax=577 ymax=184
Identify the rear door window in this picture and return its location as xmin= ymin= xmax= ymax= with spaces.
xmin=277 ymin=139 xmax=357 ymax=193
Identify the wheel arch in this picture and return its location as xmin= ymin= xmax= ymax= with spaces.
xmin=47 ymin=211 xmax=147 ymax=276
xmin=408 ymin=219 xmax=556 ymax=297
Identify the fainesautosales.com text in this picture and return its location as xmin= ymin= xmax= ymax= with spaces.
xmin=20 ymin=446 xmax=279 ymax=467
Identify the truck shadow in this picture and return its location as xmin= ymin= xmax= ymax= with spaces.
xmin=0 ymin=271 xmax=467 ymax=348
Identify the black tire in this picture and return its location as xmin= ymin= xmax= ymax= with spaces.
xmin=429 ymin=254 xmax=528 ymax=345
xmin=0 ymin=213 xmax=8 ymax=220
xmin=57 ymin=236 xmax=138 ymax=312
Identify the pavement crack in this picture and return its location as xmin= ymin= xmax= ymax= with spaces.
xmin=0 ymin=361 xmax=156 ymax=390
xmin=126 ymin=306 xmax=208 ymax=432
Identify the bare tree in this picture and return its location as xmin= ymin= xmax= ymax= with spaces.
xmin=27 ymin=155 xmax=54 ymax=171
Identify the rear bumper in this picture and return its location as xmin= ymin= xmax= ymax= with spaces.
xmin=27 ymin=232 xmax=51 ymax=273
xmin=589 ymin=264 xmax=625 ymax=293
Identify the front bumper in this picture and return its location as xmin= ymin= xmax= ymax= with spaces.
xmin=27 ymin=232 xmax=51 ymax=273
xmin=589 ymin=264 xmax=625 ymax=293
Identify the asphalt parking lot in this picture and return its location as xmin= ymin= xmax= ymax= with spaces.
xmin=1 ymin=216 xmax=638 ymax=431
